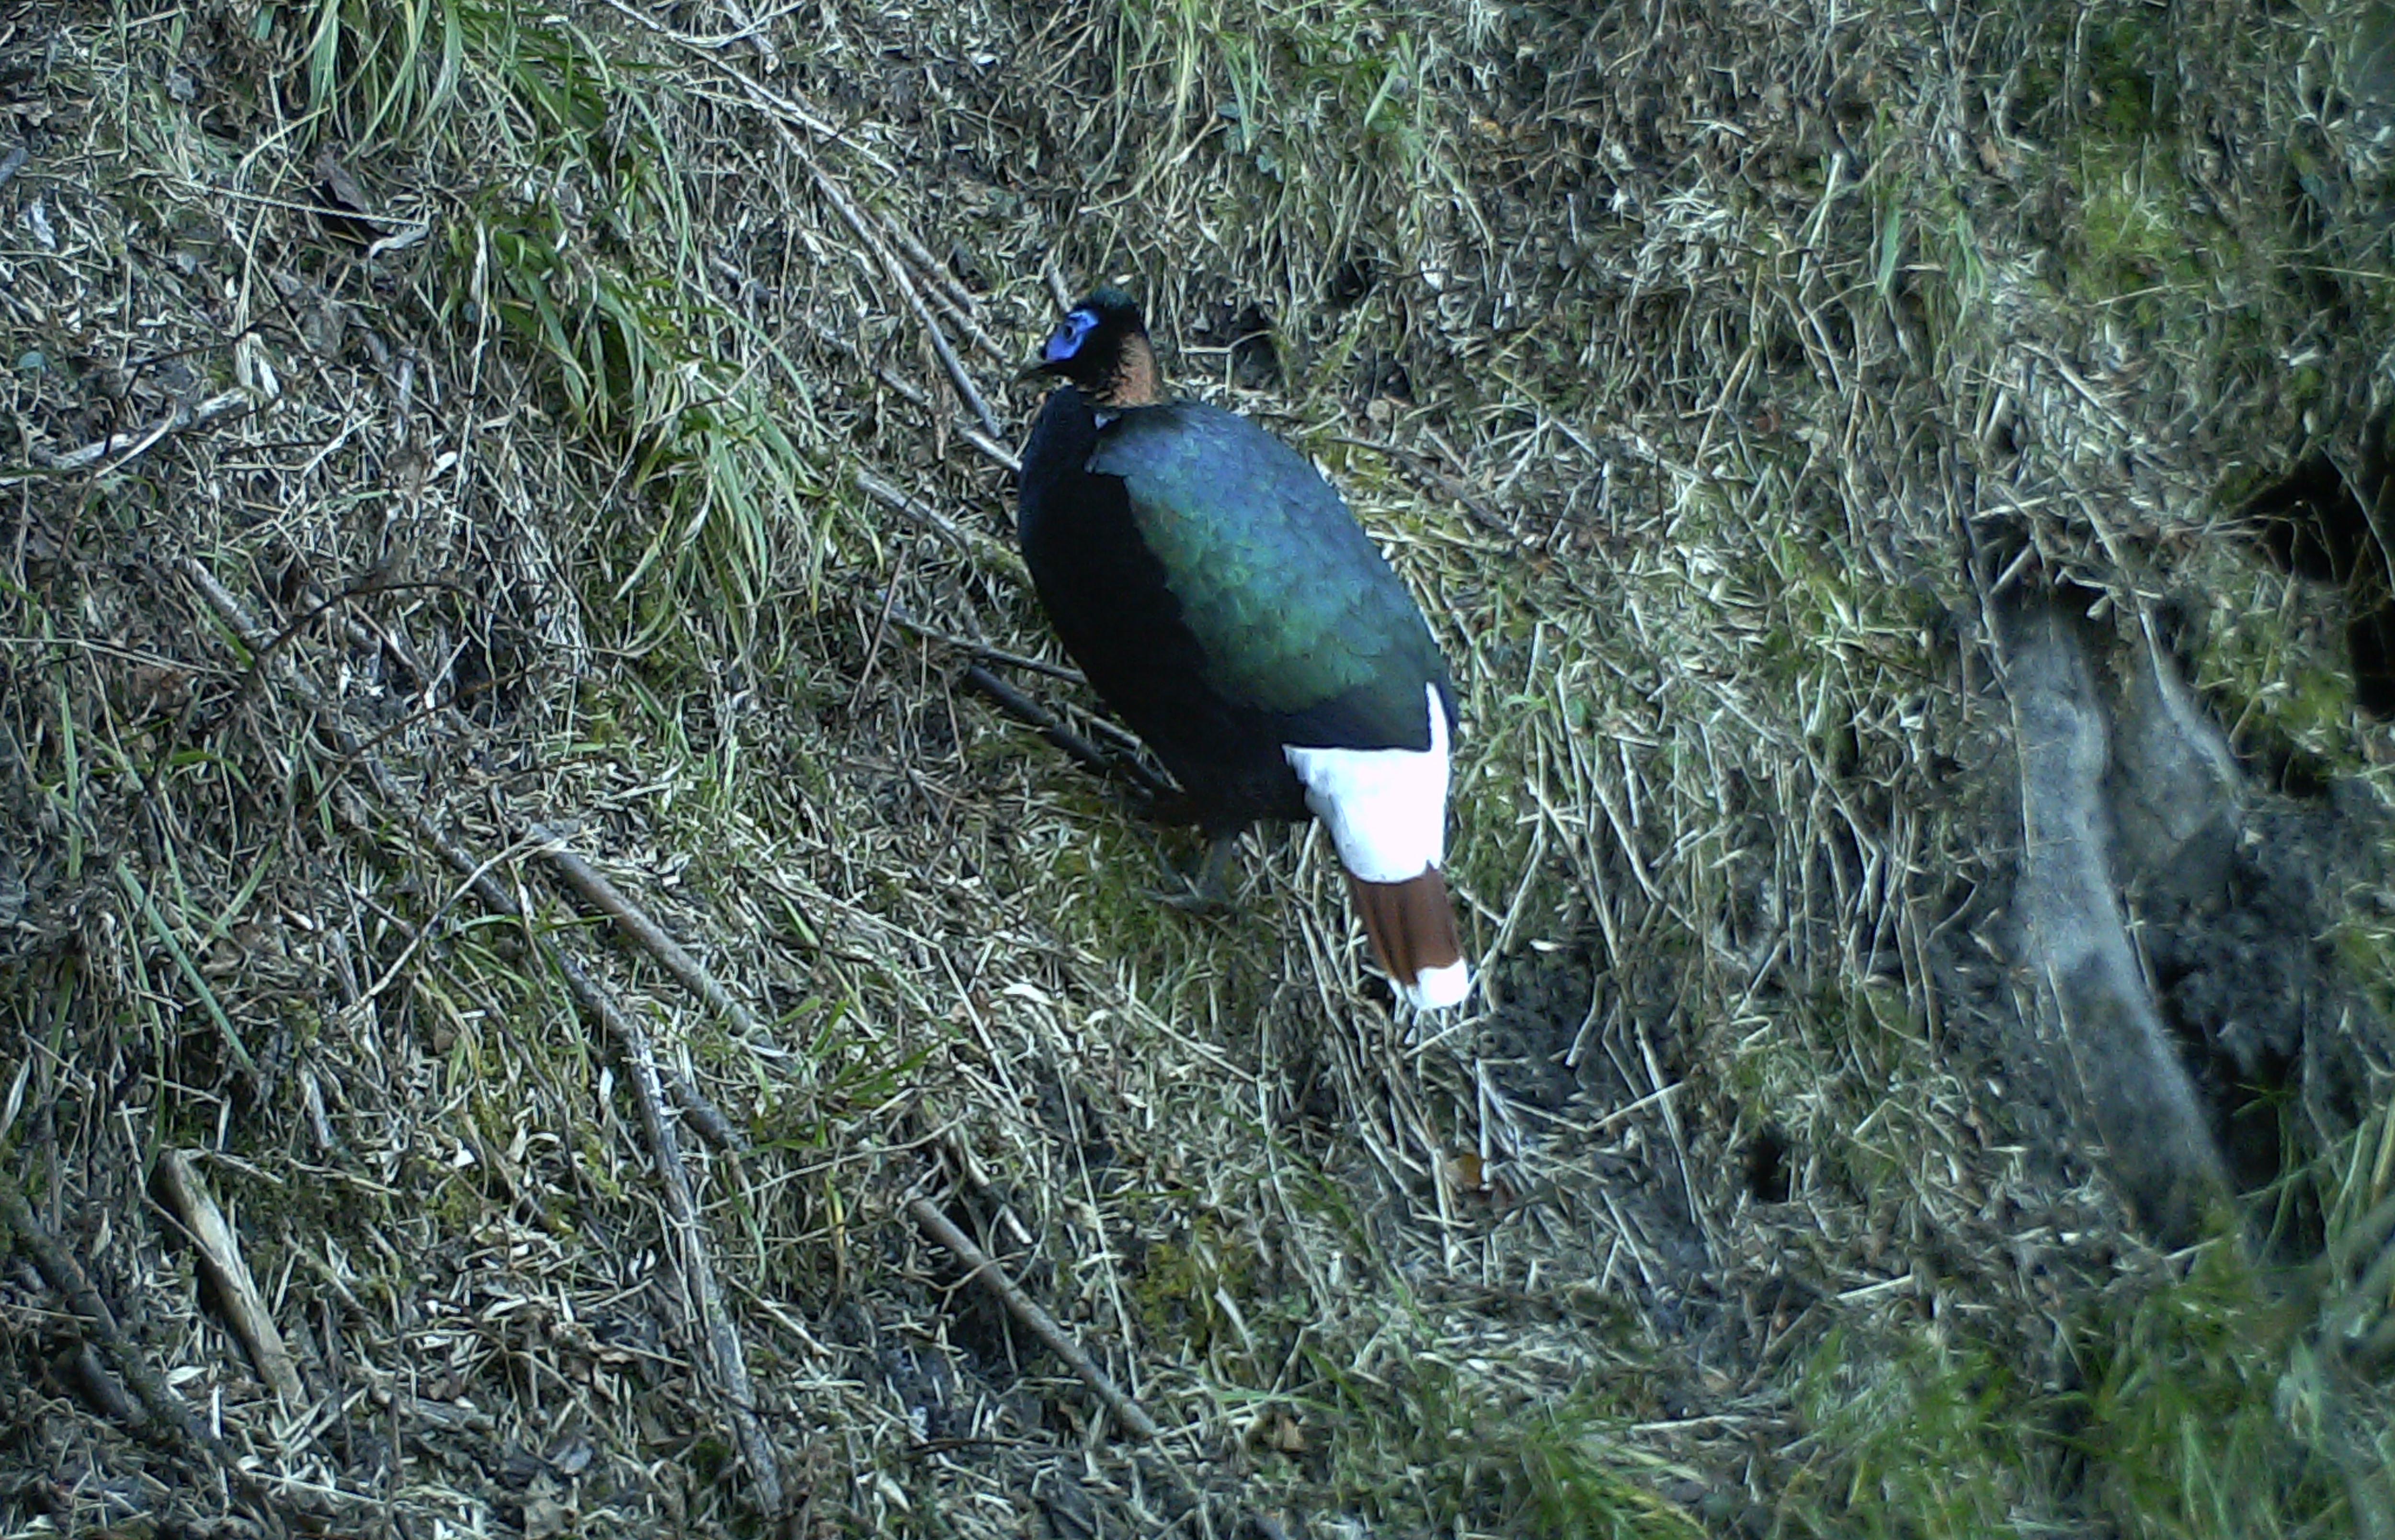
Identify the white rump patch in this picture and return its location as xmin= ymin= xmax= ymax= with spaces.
xmin=1282 ymin=682 xmax=1453 ymax=884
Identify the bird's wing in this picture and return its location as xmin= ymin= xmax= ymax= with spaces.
xmin=1089 ymin=402 xmax=1448 ymax=750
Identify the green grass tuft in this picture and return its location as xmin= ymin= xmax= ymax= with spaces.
xmin=1317 ymin=1359 xmax=1705 ymax=1540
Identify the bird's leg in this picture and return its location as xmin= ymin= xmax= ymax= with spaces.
xmin=1151 ymin=825 xmax=1245 ymax=914
xmin=1193 ymin=827 xmax=1243 ymax=902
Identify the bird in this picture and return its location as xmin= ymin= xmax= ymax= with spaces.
xmin=1015 ymin=286 xmax=1471 ymax=1010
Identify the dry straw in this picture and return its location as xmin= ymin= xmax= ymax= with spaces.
xmin=4 ymin=0 xmax=2395 ymax=1535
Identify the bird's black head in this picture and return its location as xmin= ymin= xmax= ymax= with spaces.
xmin=1034 ymin=287 xmax=1159 ymax=407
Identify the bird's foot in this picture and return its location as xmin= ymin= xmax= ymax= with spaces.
xmin=1146 ymin=830 xmax=1243 ymax=914
xmin=1150 ymin=882 xmax=1233 ymax=916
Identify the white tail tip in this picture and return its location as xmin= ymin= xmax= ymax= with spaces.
xmin=1399 ymin=958 xmax=1471 ymax=1011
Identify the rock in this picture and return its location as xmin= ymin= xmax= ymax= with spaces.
xmin=1999 ymin=597 xmax=2228 ymax=1242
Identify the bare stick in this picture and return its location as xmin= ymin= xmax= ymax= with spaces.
xmin=958 ymin=664 xmax=1175 ymax=799
xmin=333 ymin=793 xmax=784 ymax=1506
xmin=875 ymin=594 xmax=1083 ymax=682
xmin=592 ymin=0 xmax=898 ymax=176
xmin=0 ymin=1182 xmax=288 ymax=1535
xmin=617 ymin=0 xmax=1000 ymax=432
xmin=591 ymin=954 xmax=787 ymax=1510
xmin=852 ymin=466 xmax=980 ymax=559
xmin=907 ymin=1196 xmax=1162 ymax=1441
xmin=808 ymin=170 xmax=1003 ymax=440
xmin=852 ymin=466 xmax=1026 ymax=581
xmin=801 ymin=316 xmax=936 ymax=410
xmin=797 ymin=316 xmax=1019 ymax=476
xmin=180 ymin=558 xmax=782 ymax=1514
xmin=877 ymin=213 xmax=1012 ymax=362
xmin=957 ymin=423 xmax=1021 ymax=476
xmin=527 ymin=823 xmax=778 ymax=1060
xmin=182 ymin=561 xmax=746 ymax=1156
xmin=151 ymin=1151 xmax=307 ymax=1405
xmin=437 ymin=825 xmax=755 ymax=1152
xmin=5 ymin=389 xmax=255 ymax=484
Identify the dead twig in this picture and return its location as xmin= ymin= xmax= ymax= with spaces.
xmin=345 ymin=793 xmax=784 ymax=1507
xmin=958 ymin=422 xmax=1022 ymax=476
xmin=907 ymin=1196 xmax=1162 ymax=1441
xmin=212 ymin=574 xmax=458 ymax=730
xmin=802 ymin=314 xmax=937 ymax=410
xmin=804 ymin=167 xmax=1002 ymax=439
xmin=181 ymin=561 xmax=746 ymax=1158
xmin=877 ymin=211 xmax=1012 ymax=363
xmin=396 ymin=799 xmax=762 ymax=1222
xmin=634 ymin=8 xmax=1002 ymax=438
xmin=877 ymin=592 xmax=1084 ymax=682
xmin=528 ymin=820 xmax=780 ymax=1076
xmin=151 ymin=1150 xmax=308 ymax=1405
xmin=592 ymin=0 xmax=896 ymax=175
xmin=798 ymin=319 xmax=1021 ymax=474
xmin=853 ymin=465 xmax=1025 ymax=578
xmin=959 ymin=663 xmax=1175 ymax=799
xmin=0 ymin=1181 xmax=290 ymax=1536
xmin=4 ymin=388 xmax=255 ymax=483
xmin=178 ymin=556 xmax=784 ymax=1516
xmin=596 ymin=958 xmax=786 ymax=1506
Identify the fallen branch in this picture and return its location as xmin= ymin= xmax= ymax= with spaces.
xmin=604 ymin=972 xmax=785 ymax=1506
xmin=875 ymin=593 xmax=1083 ymax=682
xmin=527 ymin=821 xmax=779 ymax=1074
xmin=593 ymin=0 xmax=896 ymax=175
xmin=805 ymin=167 xmax=1002 ymax=440
xmin=646 ymin=28 xmax=1004 ymax=443
xmin=876 ymin=211 xmax=1011 ymax=363
xmin=800 ymin=314 xmax=935 ymax=410
xmin=958 ymin=664 xmax=1175 ymax=800
xmin=152 ymin=1151 xmax=308 ymax=1406
xmin=346 ymin=798 xmax=783 ymax=1507
xmin=669 ymin=66 xmax=1001 ymax=443
xmin=0 ymin=1181 xmax=288 ymax=1535
xmin=958 ymin=422 xmax=1021 ymax=476
xmin=907 ymin=1196 xmax=1161 ymax=1441
xmin=3 ymin=388 xmax=256 ymax=484
xmin=792 ymin=315 xmax=1020 ymax=475
xmin=852 ymin=466 xmax=1026 ymax=581
xmin=179 ymin=556 xmax=783 ymax=1517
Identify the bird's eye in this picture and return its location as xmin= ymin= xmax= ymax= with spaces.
xmin=1043 ymin=309 xmax=1099 ymax=362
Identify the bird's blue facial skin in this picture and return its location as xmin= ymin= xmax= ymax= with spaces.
xmin=1043 ymin=309 xmax=1099 ymax=363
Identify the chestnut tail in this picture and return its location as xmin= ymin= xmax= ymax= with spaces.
xmin=1346 ymin=869 xmax=1471 ymax=1009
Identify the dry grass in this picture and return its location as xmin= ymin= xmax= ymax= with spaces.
xmin=4 ymin=0 xmax=2395 ymax=1534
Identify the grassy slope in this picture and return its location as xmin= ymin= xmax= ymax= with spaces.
xmin=1 ymin=0 xmax=2393 ymax=1535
